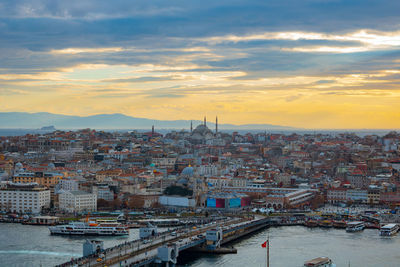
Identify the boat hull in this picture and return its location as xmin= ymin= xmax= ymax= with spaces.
xmin=49 ymin=230 xmax=128 ymax=236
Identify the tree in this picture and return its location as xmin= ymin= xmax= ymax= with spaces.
xmin=127 ymin=196 xmax=145 ymax=209
xmin=164 ymin=185 xmax=193 ymax=196
xmin=97 ymin=199 xmax=110 ymax=209
xmin=111 ymin=198 xmax=122 ymax=209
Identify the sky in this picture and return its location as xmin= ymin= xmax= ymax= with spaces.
xmin=1 ymin=0 xmax=400 ymax=129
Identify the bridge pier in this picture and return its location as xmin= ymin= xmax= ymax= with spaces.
xmin=154 ymin=244 xmax=179 ymax=267
xmin=205 ymin=227 xmax=223 ymax=250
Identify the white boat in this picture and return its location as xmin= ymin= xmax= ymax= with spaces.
xmin=346 ymin=221 xmax=365 ymax=232
xmin=380 ymin=224 xmax=399 ymax=236
xmin=304 ymin=257 xmax=336 ymax=267
xmin=49 ymin=221 xmax=129 ymax=236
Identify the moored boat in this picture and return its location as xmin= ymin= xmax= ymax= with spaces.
xmin=380 ymin=224 xmax=399 ymax=236
xmin=364 ymin=222 xmax=380 ymax=229
xmin=305 ymin=220 xmax=318 ymax=228
xmin=318 ymin=220 xmax=333 ymax=228
xmin=346 ymin=221 xmax=365 ymax=232
xmin=49 ymin=221 xmax=129 ymax=236
xmin=332 ymin=220 xmax=347 ymax=229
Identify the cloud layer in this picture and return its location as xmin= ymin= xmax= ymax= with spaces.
xmin=1 ymin=0 xmax=400 ymax=129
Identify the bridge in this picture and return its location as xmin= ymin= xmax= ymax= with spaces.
xmin=57 ymin=216 xmax=270 ymax=267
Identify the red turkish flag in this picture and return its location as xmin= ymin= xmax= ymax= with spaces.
xmin=261 ymin=241 xmax=268 ymax=248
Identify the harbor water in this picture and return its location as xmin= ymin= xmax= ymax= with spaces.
xmin=1 ymin=223 xmax=399 ymax=267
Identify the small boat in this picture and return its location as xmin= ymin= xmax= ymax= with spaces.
xmin=332 ymin=220 xmax=347 ymax=229
xmin=346 ymin=221 xmax=365 ymax=232
xmin=304 ymin=257 xmax=336 ymax=267
xmin=380 ymin=224 xmax=399 ymax=236
xmin=305 ymin=220 xmax=318 ymax=228
xmin=318 ymin=220 xmax=333 ymax=228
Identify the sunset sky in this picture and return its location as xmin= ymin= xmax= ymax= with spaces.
xmin=1 ymin=0 xmax=400 ymax=129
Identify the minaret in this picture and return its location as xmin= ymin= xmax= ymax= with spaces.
xmin=190 ymin=121 xmax=193 ymax=133
xmin=216 ymin=116 xmax=218 ymax=133
xmin=152 ymin=125 xmax=154 ymax=135
xmin=204 ymin=116 xmax=206 ymax=126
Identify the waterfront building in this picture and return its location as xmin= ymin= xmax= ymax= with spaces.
xmin=58 ymin=190 xmax=97 ymax=213
xmin=159 ymin=195 xmax=196 ymax=207
xmin=206 ymin=193 xmax=251 ymax=209
xmin=380 ymin=192 xmax=400 ymax=204
xmin=346 ymin=189 xmax=368 ymax=203
xmin=223 ymin=187 xmax=315 ymax=209
xmin=367 ymin=187 xmax=381 ymax=204
xmin=0 ymin=183 xmax=50 ymax=213
xmin=327 ymin=188 xmax=347 ymax=204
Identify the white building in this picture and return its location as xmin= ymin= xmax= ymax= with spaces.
xmin=207 ymin=177 xmax=230 ymax=189
xmin=152 ymin=157 xmax=177 ymax=168
xmin=0 ymin=183 xmax=50 ymax=213
xmin=231 ymin=177 xmax=247 ymax=188
xmin=57 ymin=178 xmax=80 ymax=192
xmin=59 ymin=190 xmax=97 ymax=213
xmin=198 ymin=164 xmax=219 ymax=176
xmin=347 ymin=189 xmax=368 ymax=203
xmin=159 ymin=196 xmax=196 ymax=207
xmin=327 ymin=188 xmax=347 ymax=203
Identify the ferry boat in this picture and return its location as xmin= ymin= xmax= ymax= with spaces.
xmin=49 ymin=221 xmax=129 ymax=236
xmin=346 ymin=221 xmax=365 ymax=232
xmin=304 ymin=257 xmax=336 ymax=267
xmin=380 ymin=224 xmax=399 ymax=236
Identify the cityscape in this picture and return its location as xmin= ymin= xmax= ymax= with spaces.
xmin=1 ymin=1 xmax=400 ymax=267
xmin=1 ymin=123 xmax=400 ymax=266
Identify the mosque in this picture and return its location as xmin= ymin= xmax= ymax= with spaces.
xmin=189 ymin=116 xmax=219 ymax=144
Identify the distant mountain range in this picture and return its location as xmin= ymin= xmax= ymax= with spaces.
xmin=0 ymin=112 xmax=296 ymax=131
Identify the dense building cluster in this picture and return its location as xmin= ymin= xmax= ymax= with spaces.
xmin=0 ymin=121 xmax=400 ymax=215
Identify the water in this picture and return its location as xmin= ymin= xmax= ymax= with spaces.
xmin=0 ymin=223 xmax=139 ymax=267
xmin=1 ymin=223 xmax=399 ymax=267
xmin=181 ymin=226 xmax=400 ymax=267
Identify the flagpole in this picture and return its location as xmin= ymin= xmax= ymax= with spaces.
xmin=267 ymin=235 xmax=270 ymax=267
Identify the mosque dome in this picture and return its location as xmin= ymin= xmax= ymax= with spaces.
xmin=192 ymin=124 xmax=213 ymax=136
xmin=15 ymin=162 xmax=23 ymax=169
xmin=181 ymin=166 xmax=194 ymax=177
